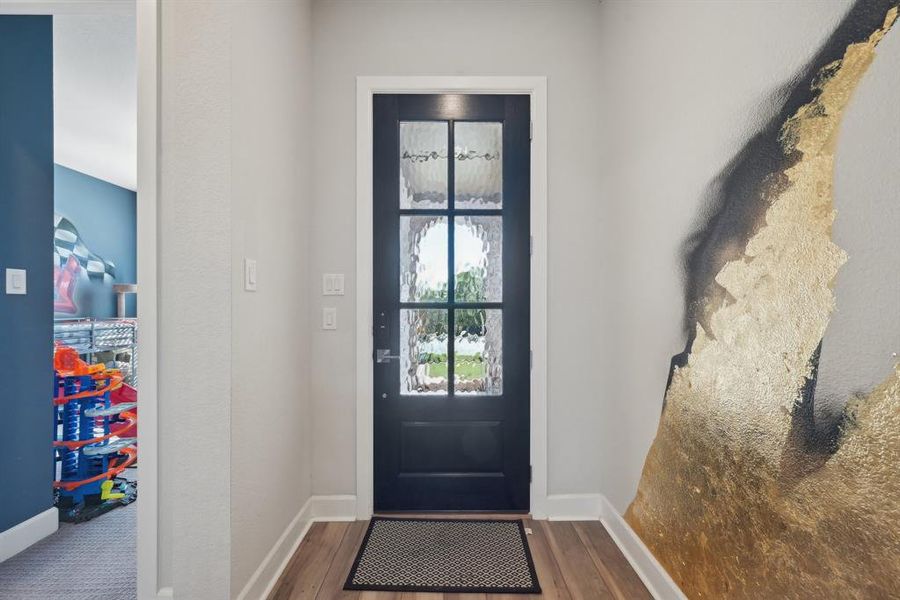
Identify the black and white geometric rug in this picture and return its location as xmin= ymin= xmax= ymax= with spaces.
xmin=344 ymin=517 xmax=541 ymax=594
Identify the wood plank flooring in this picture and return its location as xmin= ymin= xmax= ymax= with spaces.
xmin=269 ymin=517 xmax=650 ymax=600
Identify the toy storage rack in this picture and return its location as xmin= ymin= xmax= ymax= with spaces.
xmin=53 ymin=318 xmax=138 ymax=386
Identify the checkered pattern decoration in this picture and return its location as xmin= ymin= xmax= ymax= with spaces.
xmin=54 ymin=215 xmax=116 ymax=282
xmin=344 ymin=518 xmax=541 ymax=594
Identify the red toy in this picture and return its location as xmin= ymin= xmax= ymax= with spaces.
xmin=111 ymin=383 xmax=138 ymax=436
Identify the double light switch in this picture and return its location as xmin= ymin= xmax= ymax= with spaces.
xmin=322 ymin=273 xmax=344 ymax=330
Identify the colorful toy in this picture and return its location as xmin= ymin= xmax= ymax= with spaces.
xmin=53 ymin=342 xmax=138 ymax=522
xmin=110 ymin=381 xmax=138 ymax=437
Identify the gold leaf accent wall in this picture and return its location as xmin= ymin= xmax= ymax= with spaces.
xmin=626 ymin=6 xmax=900 ymax=599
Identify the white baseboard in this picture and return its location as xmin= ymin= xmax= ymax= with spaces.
xmin=310 ymin=495 xmax=357 ymax=522
xmin=235 ymin=495 xmax=357 ymax=600
xmin=544 ymin=493 xmax=603 ymax=520
xmin=0 ymin=507 xmax=58 ymax=563
xmin=156 ymin=587 xmax=173 ymax=599
xmin=598 ymin=495 xmax=686 ymax=600
xmin=236 ymin=497 xmax=315 ymax=600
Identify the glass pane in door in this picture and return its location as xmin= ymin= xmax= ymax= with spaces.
xmin=454 ymin=121 xmax=502 ymax=208
xmin=454 ymin=215 xmax=502 ymax=302
xmin=454 ymin=309 xmax=502 ymax=395
xmin=400 ymin=309 xmax=449 ymax=394
xmin=400 ymin=216 xmax=448 ymax=302
xmin=400 ymin=121 xmax=448 ymax=208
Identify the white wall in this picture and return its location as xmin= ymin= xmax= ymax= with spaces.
xmin=594 ymin=0 xmax=899 ymax=509
xmin=159 ymin=0 xmax=314 ymax=597
xmin=592 ymin=0 xmax=849 ymax=509
xmin=230 ymin=0 xmax=314 ymax=596
xmin=309 ymin=0 xmax=608 ymax=500
xmin=309 ymin=0 xmax=900 ymax=512
xmin=159 ymin=1 xmax=232 ymax=596
xmin=820 ymin=14 xmax=900 ymax=424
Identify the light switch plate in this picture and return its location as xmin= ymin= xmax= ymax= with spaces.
xmin=244 ymin=259 xmax=257 ymax=292
xmin=322 ymin=273 xmax=345 ymax=296
xmin=5 ymin=268 xmax=26 ymax=295
xmin=322 ymin=307 xmax=337 ymax=330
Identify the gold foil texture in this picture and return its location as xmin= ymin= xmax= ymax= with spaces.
xmin=626 ymin=9 xmax=900 ymax=599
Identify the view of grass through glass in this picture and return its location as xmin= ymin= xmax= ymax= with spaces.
xmin=455 ymin=309 xmax=502 ymax=394
xmin=400 ymin=308 xmax=448 ymax=394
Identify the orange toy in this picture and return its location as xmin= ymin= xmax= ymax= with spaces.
xmin=53 ymin=343 xmax=122 ymax=406
xmin=53 ymin=342 xmax=103 ymax=376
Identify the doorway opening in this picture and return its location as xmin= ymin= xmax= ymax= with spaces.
xmin=355 ymin=77 xmax=549 ymax=519
xmin=372 ymin=94 xmax=531 ymax=512
xmin=0 ymin=5 xmax=146 ymax=599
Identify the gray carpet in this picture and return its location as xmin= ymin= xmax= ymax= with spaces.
xmin=0 ymin=475 xmax=136 ymax=600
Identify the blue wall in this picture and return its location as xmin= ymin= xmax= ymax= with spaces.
xmin=54 ymin=165 xmax=137 ymax=318
xmin=0 ymin=16 xmax=55 ymax=534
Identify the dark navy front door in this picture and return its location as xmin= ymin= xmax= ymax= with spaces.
xmin=373 ymin=94 xmax=531 ymax=511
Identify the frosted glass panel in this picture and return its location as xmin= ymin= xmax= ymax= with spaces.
xmin=454 ymin=216 xmax=502 ymax=302
xmin=454 ymin=122 xmax=502 ymax=208
xmin=455 ymin=309 xmax=502 ymax=395
xmin=401 ymin=309 xmax=448 ymax=394
xmin=400 ymin=121 xmax=448 ymax=208
xmin=400 ymin=216 xmax=448 ymax=302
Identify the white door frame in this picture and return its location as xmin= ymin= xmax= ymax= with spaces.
xmin=355 ymin=76 xmax=548 ymax=519
xmin=136 ymin=0 xmax=161 ymax=598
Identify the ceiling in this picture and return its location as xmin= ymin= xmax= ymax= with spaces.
xmin=0 ymin=1 xmax=136 ymax=190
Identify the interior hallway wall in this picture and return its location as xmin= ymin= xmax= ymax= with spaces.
xmin=595 ymin=0 xmax=899 ymax=511
xmin=309 ymin=0 xmax=610 ymax=502
xmin=158 ymin=0 xmax=315 ymax=597
xmin=153 ymin=0 xmax=896 ymax=593
xmin=158 ymin=1 xmax=232 ymax=596
xmin=310 ymin=0 xmax=899 ymax=513
xmin=229 ymin=0 xmax=314 ymax=597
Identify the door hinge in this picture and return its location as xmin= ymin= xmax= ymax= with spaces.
xmin=529 ymin=235 xmax=533 ymax=256
xmin=530 ymin=349 xmax=533 ymax=371
xmin=529 ymin=465 xmax=533 ymax=483
xmin=529 ymin=120 xmax=533 ymax=142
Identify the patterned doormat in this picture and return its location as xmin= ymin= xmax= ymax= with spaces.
xmin=344 ymin=517 xmax=541 ymax=594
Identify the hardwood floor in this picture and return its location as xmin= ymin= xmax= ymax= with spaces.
xmin=268 ymin=517 xmax=651 ymax=600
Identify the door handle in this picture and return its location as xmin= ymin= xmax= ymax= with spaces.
xmin=376 ymin=348 xmax=400 ymax=363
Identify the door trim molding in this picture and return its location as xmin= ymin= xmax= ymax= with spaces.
xmin=136 ymin=1 xmax=161 ymax=598
xmin=355 ymin=76 xmax=548 ymax=519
